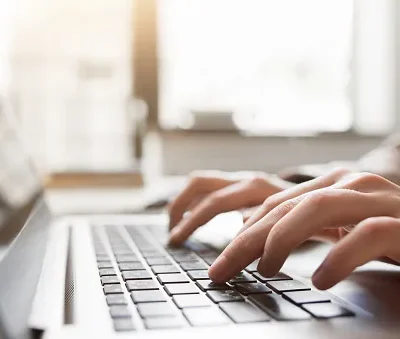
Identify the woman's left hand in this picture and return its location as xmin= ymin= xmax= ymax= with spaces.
xmin=209 ymin=172 xmax=400 ymax=290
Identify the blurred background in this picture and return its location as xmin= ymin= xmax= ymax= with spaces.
xmin=0 ymin=0 xmax=398 ymax=179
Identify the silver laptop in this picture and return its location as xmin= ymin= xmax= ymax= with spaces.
xmin=1 ymin=103 xmax=400 ymax=339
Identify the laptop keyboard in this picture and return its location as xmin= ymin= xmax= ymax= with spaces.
xmin=91 ymin=225 xmax=354 ymax=332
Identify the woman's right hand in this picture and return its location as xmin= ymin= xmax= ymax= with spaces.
xmin=168 ymin=170 xmax=295 ymax=245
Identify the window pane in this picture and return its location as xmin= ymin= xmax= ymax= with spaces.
xmin=159 ymin=0 xmax=353 ymax=133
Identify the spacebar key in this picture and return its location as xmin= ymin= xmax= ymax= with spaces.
xmin=249 ymin=294 xmax=311 ymax=321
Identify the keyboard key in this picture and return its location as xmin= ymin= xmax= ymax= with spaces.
xmin=99 ymin=268 xmax=116 ymax=276
xmin=235 ymin=282 xmax=272 ymax=295
xmin=152 ymin=265 xmax=180 ymax=274
xmin=147 ymin=257 xmax=172 ymax=266
xmin=144 ymin=317 xmax=184 ymax=329
xmin=113 ymin=318 xmax=136 ymax=332
xmin=113 ymin=249 xmax=134 ymax=255
xmin=245 ymin=260 xmax=259 ymax=273
xmin=202 ymin=256 xmax=217 ymax=265
xmin=166 ymin=248 xmax=191 ymax=255
xmin=131 ymin=290 xmax=166 ymax=303
xmin=253 ymin=272 xmax=292 ymax=282
xmin=183 ymin=307 xmax=231 ymax=326
xmin=220 ymin=301 xmax=270 ymax=323
xmin=96 ymin=254 xmax=109 ymax=261
xmin=165 ymin=283 xmax=200 ymax=295
xmin=266 ymin=280 xmax=310 ymax=293
xmin=158 ymin=274 xmax=189 ymax=284
xmin=126 ymin=280 xmax=159 ymax=291
xmin=172 ymin=253 xmax=199 ymax=262
xmin=119 ymin=263 xmax=144 ymax=271
xmin=230 ymin=271 xmax=257 ymax=284
xmin=196 ymin=280 xmax=230 ymax=291
xmin=283 ymin=290 xmax=330 ymax=304
xmin=249 ymin=294 xmax=311 ymax=321
xmin=109 ymin=306 xmax=131 ymax=318
xmin=106 ymin=294 xmax=128 ymax=305
xmin=303 ymin=303 xmax=354 ymax=319
xmin=138 ymin=302 xmax=176 ymax=318
xmin=122 ymin=270 xmax=152 ymax=281
xmin=141 ymin=250 xmax=163 ymax=258
xmin=115 ymin=255 xmax=140 ymax=263
xmin=207 ymin=290 xmax=244 ymax=303
xmin=101 ymin=276 xmax=120 ymax=285
xmin=188 ymin=270 xmax=209 ymax=280
xmin=104 ymin=285 xmax=123 ymax=294
xmin=173 ymin=294 xmax=212 ymax=308
xmin=180 ymin=261 xmax=208 ymax=271
xmin=98 ymin=261 xmax=113 ymax=269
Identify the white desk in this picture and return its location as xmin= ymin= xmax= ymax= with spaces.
xmin=45 ymin=176 xmax=185 ymax=215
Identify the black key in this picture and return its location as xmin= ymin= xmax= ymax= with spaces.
xmin=96 ymin=254 xmax=109 ymax=261
xmin=266 ymin=280 xmax=310 ymax=293
xmin=99 ymin=268 xmax=116 ymax=277
xmin=235 ymin=282 xmax=272 ymax=295
xmin=126 ymin=280 xmax=159 ymax=291
xmin=152 ymin=265 xmax=180 ymax=274
xmin=113 ymin=249 xmax=134 ymax=255
xmin=98 ymin=261 xmax=113 ymax=269
xmin=196 ymin=280 xmax=230 ymax=291
xmin=158 ymin=274 xmax=189 ymax=284
xmin=173 ymin=294 xmax=212 ymax=308
xmin=122 ymin=270 xmax=152 ymax=281
xmin=249 ymin=294 xmax=311 ymax=321
xmin=202 ymin=257 xmax=217 ymax=265
xmin=172 ymin=253 xmax=199 ymax=262
xmin=113 ymin=318 xmax=136 ymax=332
xmin=230 ymin=271 xmax=257 ymax=284
xmin=183 ymin=240 xmax=212 ymax=254
xmin=106 ymin=294 xmax=128 ymax=305
xmin=147 ymin=257 xmax=172 ymax=266
xmin=116 ymin=255 xmax=140 ymax=263
xmin=104 ymin=285 xmax=123 ymax=294
xmin=245 ymin=260 xmax=259 ymax=273
xmin=207 ymin=290 xmax=244 ymax=303
xmin=253 ymin=272 xmax=292 ymax=282
xmin=303 ymin=302 xmax=354 ymax=319
xmin=144 ymin=317 xmax=184 ymax=329
xmin=164 ymin=283 xmax=200 ymax=295
xmin=141 ymin=250 xmax=163 ymax=258
xmin=110 ymin=306 xmax=131 ymax=318
xmin=283 ymin=290 xmax=330 ymax=304
xmin=137 ymin=302 xmax=176 ymax=318
xmin=180 ymin=261 xmax=208 ymax=271
xmin=131 ymin=290 xmax=166 ymax=303
xmin=220 ymin=301 xmax=270 ymax=323
xmin=119 ymin=263 xmax=144 ymax=271
xmin=101 ymin=276 xmax=120 ymax=285
xmin=183 ymin=307 xmax=231 ymax=326
xmin=188 ymin=270 xmax=209 ymax=280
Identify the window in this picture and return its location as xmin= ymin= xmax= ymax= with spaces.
xmin=158 ymin=0 xmax=395 ymax=135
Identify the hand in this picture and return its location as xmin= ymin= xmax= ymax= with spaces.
xmin=209 ymin=170 xmax=400 ymax=290
xmin=168 ymin=170 xmax=294 ymax=245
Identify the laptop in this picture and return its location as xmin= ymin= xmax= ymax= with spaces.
xmin=1 ymin=102 xmax=400 ymax=339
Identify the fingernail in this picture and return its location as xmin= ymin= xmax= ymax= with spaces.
xmin=208 ymin=255 xmax=230 ymax=283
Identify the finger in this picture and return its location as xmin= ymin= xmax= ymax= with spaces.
xmin=169 ymin=179 xmax=268 ymax=245
xmin=168 ymin=175 xmax=236 ymax=230
xmin=258 ymin=189 xmax=397 ymax=277
xmin=208 ymin=196 xmax=303 ymax=283
xmin=312 ymin=217 xmax=400 ymax=290
xmin=241 ymin=206 xmax=261 ymax=223
xmin=239 ymin=168 xmax=350 ymax=234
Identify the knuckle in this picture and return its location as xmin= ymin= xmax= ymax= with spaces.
xmin=261 ymin=196 xmax=279 ymax=211
xmin=349 ymin=172 xmax=386 ymax=188
xmin=359 ymin=218 xmax=384 ymax=238
xmin=268 ymin=226 xmax=283 ymax=244
xmin=329 ymin=167 xmax=352 ymax=181
xmin=303 ymin=190 xmax=334 ymax=209
xmin=274 ymin=198 xmax=298 ymax=217
xmin=249 ymin=176 xmax=268 ymax=187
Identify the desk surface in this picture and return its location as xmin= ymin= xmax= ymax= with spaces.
xmin=45 ymin=176 xmax=185 ymax=215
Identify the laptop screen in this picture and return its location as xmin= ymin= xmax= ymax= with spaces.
xmin=0 ymin=99 xmax=42 ymax=247
xmin=0 ymin=98 xmax=50 ymax=339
